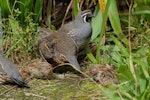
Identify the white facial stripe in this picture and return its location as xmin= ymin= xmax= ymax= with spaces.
xmin=81 ymin=11 xmax=91 ymax=17
xmin=83 ymin=16 xmax=87 ymax=23
xmin=81 ymin=11 xmax=91 ymax=23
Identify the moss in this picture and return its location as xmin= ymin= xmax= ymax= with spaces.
xmin=0 ymin=76 xmax=102 ymax=99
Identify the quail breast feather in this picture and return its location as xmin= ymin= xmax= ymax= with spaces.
xmin=39 ymin=10 xmax=93 ymax=72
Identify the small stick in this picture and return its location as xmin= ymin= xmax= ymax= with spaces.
xmin=61 ymin=0 xmax=74 ymax=26
xmin=128 ymin=0 xmax=138 ymax=94
xmin=0 ymin=86 xmax=17 ymax=96
xmin=25 ymin=93 xmax=48 ymax=99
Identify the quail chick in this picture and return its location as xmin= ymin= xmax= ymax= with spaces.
xmin=18 ymin=59 xmax=53 ymax=80
xmin=87 ymin=64 xmax=119 ymax=86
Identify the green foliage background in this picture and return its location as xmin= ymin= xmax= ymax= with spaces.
xmin=0 ymin=0 xmax=150 ymax=99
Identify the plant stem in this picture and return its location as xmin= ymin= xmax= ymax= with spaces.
xmin=128 ymin=0 xmax=138 ymax=95
xmin=47 ymin=0 xmax=52 ymax=28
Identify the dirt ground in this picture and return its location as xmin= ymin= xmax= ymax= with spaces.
xmin=0 ymin=58 xmax=119 ymax=100
xmin=0 ymin=74 xmax=103 ymax=100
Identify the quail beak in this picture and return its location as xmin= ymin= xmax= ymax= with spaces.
xmin=87 ymin=13 xmax=94 ymax=18
xmin=89 ymin=14 xmax=94 ymax=18
xmin=87 ymin=15 xmax=93 ymax=22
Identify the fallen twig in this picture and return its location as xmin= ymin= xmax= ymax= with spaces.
xmin=61 ymin=0 xmax=74 ymax=26
xmin=25 ymin=93 xmax=48 ymax=99
xmin=0 ymin=85 xmax=17 ymax=96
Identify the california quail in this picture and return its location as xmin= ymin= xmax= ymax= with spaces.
xmin=59 ymin=10 xmax=92 ymax=48
xmin=0 ymin=52 xmax=28 ymax=87
xmin=39 ymin=29 xmax=79 ymax=71
xmin=39 ymin=10 xmax=92 ymax=72
xmin=0 ymin=8 xmax=28 ymax=87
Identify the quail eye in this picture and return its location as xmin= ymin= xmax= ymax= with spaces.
xmin=83 ymin=15 xmax=91 ymax=23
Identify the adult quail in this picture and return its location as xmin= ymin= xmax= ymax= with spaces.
xmin=39 ymin=29 xmax=79 ymax=72
xmin=59 ymin=10 xmax=92 ymax=48
xmin=0 ymin=8 xmax=28 ymax=87
xmin=39 ymin=10 xmax=92 ymax=72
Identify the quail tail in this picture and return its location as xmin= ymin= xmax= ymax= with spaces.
xmin=67 ymin=56 xmax=81 ymax=71
xmin=0 ymin=50 xmax=29 ymax=87
xmin=6 ymin=62 xmax=29 ymax=88
xmin=10 ymin=75 xmax=29 ymax=88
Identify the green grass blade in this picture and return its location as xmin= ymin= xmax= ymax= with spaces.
xmin=96 ymin=0 xmax=111 ymax=64
xmin=0 ymin=0 xmax=11 ymax=17
xmin=108 ymin=0 xmax=128 ymax=45
xmin=85 ymin=45 xmax=97 ymax=64
xmin=91 ymin=5 xmax=102 ymax=41
xmin=33 ymin=0 xmax=42 ymax=22
xmin=111 ymin=35 xmax=129 ymax=57
xmin=73 ymin=0 xmax=78 ymax=16
xmin=18 ymin=0 xmax=34 ymax=23
xmin=0 ymin=7 xmax=2 ymax=50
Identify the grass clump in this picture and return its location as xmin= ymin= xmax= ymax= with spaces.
xmin=2 ymin=10 xmax=39 ymax=63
